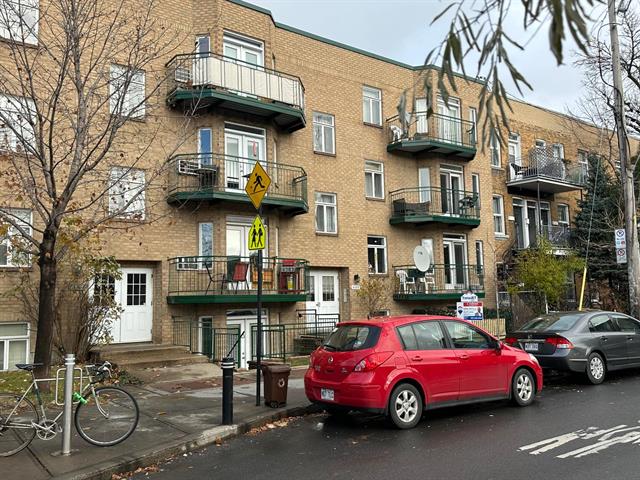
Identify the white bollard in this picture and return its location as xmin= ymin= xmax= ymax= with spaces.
xmin=61 ymin=353 xmax=75 ymax=455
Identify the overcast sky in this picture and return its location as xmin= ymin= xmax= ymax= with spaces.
xmin=248 ymin=0 xmax=630 ymax=117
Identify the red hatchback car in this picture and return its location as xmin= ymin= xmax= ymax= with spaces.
xmin=305 ymin=316 xmax=543 ymax=429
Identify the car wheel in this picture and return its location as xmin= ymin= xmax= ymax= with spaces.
xmin=586 ymin=352 xmax=606 ymax=385
xmin=511 ymin=368 xmax=535 ymax=407
xmin=388 ymin=383 xmax=423 ymax=430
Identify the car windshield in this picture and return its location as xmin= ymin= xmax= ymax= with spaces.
xmin=322 ymin=325 xmax=381 ymax=352
xmin=521 ymin=313 xmax=584 ymax=332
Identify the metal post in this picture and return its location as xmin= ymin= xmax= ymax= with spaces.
xmin=221 ymin=356 xmax=234 ymax=425
xmin=61 ymin=353 xmax=74 ymax=455
xmin=256 ymin=205 xmax=263 ymax=407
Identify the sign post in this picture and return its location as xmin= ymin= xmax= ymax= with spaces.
xmin=245 ymin=162 xmax=271 ymax=407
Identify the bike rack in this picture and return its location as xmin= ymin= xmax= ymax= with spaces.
xmin=54 ymin=367 xmax=85 ymax=406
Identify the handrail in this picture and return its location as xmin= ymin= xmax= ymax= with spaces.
xmin=386 ymin=111 xmax=476 ymax=149
xmin=390 ymin=186 xmax=480 ymax=220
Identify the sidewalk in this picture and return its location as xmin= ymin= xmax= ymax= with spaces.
xmin=3 ymin=364 xmax=316 ymax=480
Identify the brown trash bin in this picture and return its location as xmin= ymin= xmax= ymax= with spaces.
xmin=262 ymin=364 xmax=291 ymax=408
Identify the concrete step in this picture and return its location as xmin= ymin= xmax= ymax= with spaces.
xmin=92 ymin=344 xmax=208 ymax=369
xmin=117 ymin=354 xmax=210 ymax=370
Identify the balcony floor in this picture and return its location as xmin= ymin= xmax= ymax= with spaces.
xmin=167 ymin=293 xmax=308 ymax=305
xmin=167 ymin=87 xmax=306 ymax=133
xmin=390 ymin=214 xmax=480 ymax=227
xmin=394 ymin=291 xmax=486 ymax=301
xmin=507 ymin=177 xmax=584 ymax=195
xmin=167 ymin=189 xmax=308 ymax=216
xmin=387 ymin=138 xmax=476 ymax=159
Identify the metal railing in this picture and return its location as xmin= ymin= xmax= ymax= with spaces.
xmin=393 ymin=264 xmax=484 ymax=296
xmin=386 ymin=112 xmax=476 ymax=149
xmin=251 ymin=317 xmax=339 ymax=361
xmin=508 ymin=148 xmax=587 ymax=186
xmin=514 ymin=224 xmax=572 ymax=249
xmin=168 ymin=255 xmax=310 ymax=297
xmin=172 ymin=317 xmax=242 ymax=366
xmin=390 ymin=187 xmax=480 ymax=220
xmin=166 ymin=51 xmax=305 ymax=110
xmin=166 ymin=153 xmax=307 ymax=205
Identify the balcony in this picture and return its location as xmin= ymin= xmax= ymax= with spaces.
xmin=166 ymin=153 xmax=308 ymax=216
xmin=393 ymin=264 xmax=485 ymax=301
xmin=165 ymin=52 xmax=306 ymax=132
xmin=514 ymin=225 xmax=572 ymax=252
xmin=390 ymin=187 xmax=480 ymax=227
xmin=386 ymin=112 xmax=476 ymax=159
xmin=167 ymin=256 xmax=310 ymax=304
xmin=507 ymin=148 xmax=587 ymax=195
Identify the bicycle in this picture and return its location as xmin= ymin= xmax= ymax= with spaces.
xmin=0 ymin=361 xmax=139 ymax=456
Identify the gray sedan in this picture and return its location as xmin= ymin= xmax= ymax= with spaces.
xmin=504 ymin=311 xmax=640 ymax=384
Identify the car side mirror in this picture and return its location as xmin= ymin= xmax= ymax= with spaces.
xmin=489 ymin=339 xmax=502 ymax=351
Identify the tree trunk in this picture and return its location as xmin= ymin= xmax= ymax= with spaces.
xmin=33 ymin=230 xmax=57 ymax=381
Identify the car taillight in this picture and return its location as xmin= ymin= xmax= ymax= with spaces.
xmin=504 ymin=337 xmax=519 ymax=347
xmin=545 ymin=336 xmax=574 ymax=349
xmin=353 ymin=352 xmax=393 ymax=372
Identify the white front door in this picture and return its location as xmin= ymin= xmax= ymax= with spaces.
xmin=508 ymin=134 xmax=522 ymax=179
xmin=111 ymin=268 xmax=153 ymax=343
xmin=437 ymin=96 xmax=461 ymax=144
xmin=306 ymin=270 xmax=340 ymax=316
xmin=226 ymin=221 xmax=254 ymax=289
xmin=226 ymin=309 xmax=267 ymax=369
xmin=415 ymin=98 xmax=428 ymax=134
xmin=418 ymin=167 xmax=431 ymax=203
xmin=224 ymin=128 xmax=265 ymax=191
xmin=443 ymin=236 xmax=468 ymax=290
xmin=440 ymin=169 xmax=463 ymax=216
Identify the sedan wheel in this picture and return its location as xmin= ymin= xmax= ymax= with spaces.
xmin=586 ymin=352 xmax=606 ymax=385
xmin=389 ymin=384 xmax=423 ymax=430
xmin=511 ymin=369 xmax=535 ymax=406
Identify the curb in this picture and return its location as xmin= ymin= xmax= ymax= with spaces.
xmin=54 ymin=403 xmax=321 ymax=480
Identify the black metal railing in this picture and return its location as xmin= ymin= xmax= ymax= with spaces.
xmin=386 ymin=112 xmax=476 ymax=149
xmin=168 ymin=255 xmax=310 ymax=298
xmin=250 ymin=316 xmax=339 ymax=361
xmin=166 ymin=51 xmax=305 ymax=110
xmin=166 ymin=153 xmax=307 ymax=205
xmin=514 ymin=224 xmax=571 ymax=249
xmin=393 ymin=264 xmax=484 ymax=296
xmin=508 ymin=148 xmax=586 ymax=186
xmin=390 ymin=187 xmax=480 ymax=220
xmin=172 ymin=317 xmax=242 ymax=366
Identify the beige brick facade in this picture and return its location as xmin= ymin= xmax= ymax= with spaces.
xmin=0 ymin=0 xmax=616 ymax=362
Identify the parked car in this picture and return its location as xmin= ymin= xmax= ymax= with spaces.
xmin=304 ymin=315 xmax=543 ymax=429
xmin=504 ymin=310 xmax=640 ymax=384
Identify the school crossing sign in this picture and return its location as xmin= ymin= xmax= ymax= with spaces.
xmin=248 ymin=215 xmax=266 ymax=251
xmin=245 ymin=162 xmax=271 ymax=210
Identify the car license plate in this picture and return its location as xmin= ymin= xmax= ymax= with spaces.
xmin=524 ymin=342 xmax=539 ymax=352
xmin=321 ymin=388 xmax=334 ymax=401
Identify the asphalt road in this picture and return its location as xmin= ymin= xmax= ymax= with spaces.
xmin=133 ymin=370 xmax=640 ymax=480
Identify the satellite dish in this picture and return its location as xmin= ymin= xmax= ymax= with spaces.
xmin=413 ymin=245 xmax=432 ymax=272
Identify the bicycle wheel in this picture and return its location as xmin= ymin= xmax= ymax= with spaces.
xmin=74 ymin=386 xmax=139 ymax=447
xmin=0 ymin=393 xmax=38 ymax=457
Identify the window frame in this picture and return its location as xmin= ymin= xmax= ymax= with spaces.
xmin=312 ymin=112 xmax=336 ymax=155
xmin=442 ymin=320 xmax=493 ymax=350
xmin=364 ymin=160 xmax=384 ymax=199
xmin=315 ymin=191 xmax=337 ymax=234
xmin=0 ymin=322 xmax=30 ymax=371
xmin=471 ymin=173 xmax=481 ymax=208
xmin=0 ymin=207 xmax=32 ymax=268
xmin=490 ymin=129 xmax=501 ymax=168
xmin=492 ymin=195 xmax=505 ymax=236
xmin=557 ymin=204 xmax=569 ymax=226
xmin=108 ymin=167 xmax=146 ymax=220
xmin=0 ymin=0 xmax=39 ymax=45
xmin=367 ymin=235 xmax=387 ymax=275
xmin=0 ymin=93 xmax=36 ymax=153
xmin=362 ymin=86 xmax=382 ymax=126
xmin=109 ymin=64 xmax=146 ymax=119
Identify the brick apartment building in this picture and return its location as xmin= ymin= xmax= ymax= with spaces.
xmin=0 ymin=0 xmax=609 ymax=369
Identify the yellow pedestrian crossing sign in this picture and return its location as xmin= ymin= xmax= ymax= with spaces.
xmin=245 ymin=162 xmax=271 ymax=210
xmin=248 ymin=215 xmax=266 ymax=251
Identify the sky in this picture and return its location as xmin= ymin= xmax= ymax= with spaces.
xmin=246 ymin=0 xmax=630 ymax=117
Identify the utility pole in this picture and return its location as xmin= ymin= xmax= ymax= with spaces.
xmin=607 ymin=0 xmax=639 ymax=317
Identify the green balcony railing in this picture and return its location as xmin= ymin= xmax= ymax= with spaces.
xmin=393 ymin=264 xmax=484 ymax=300
xmin=166 ymin=153 xmax=308 ymax=215
xmin=167 ymin=255 xmax=310 ymax=304
xmin=386 ymin=112 xmax=476 ymax=158
xmin=390 ymin=187 xmax=480 ymax=226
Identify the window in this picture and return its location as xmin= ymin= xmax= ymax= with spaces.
xmin=365 ymin=161 xmax=384 ymax=199
xmin=443 ymin=321 xmax=491 ymax=349
xmin=109 ymin=167 xmax=146 ymax=220
xmin=0 ymin=0 xmax=38 ymax=45
xmin=557 ymin=204 xmax=569 ymax=226
xmin=469 ymin=107 xmax=477 ymax=144
xmin=199 ymin=222 xmax=213 ymax=268
xmin=0 ymin=323 xmax=29 ymax=371
xmin=322 ymin=275 xmax=335 ymax=302
xmin=589 ymin=315 xmax=618 ymax=333
xmin=397 ymin=322 xmax=446 ymax=351
xmin=0 ymin=208 xmax=31 ymax=267
xmin=315 ymin=192 xmax=337 ymax=234
xmin=0 ymin=93 xmax=35 ymax=152
xmin=313 ymin=112 xmax=335 ymax=154
xmin=475 ymin=240 xmax=484 ymax=275
xmin=578 ymin=150 xmax=589 ymax=180
xmin=198 ymin=128 xmax=212 ymax=165
xmin=367 ymin=236 xmax=387 ymax=274
xmin=552 ymin=143 xmax=564 ymax=161
xmin=490 ymin=129 xmax=501 ymax=167
xmin=492 ymin=195 xmax=505 ymax=235
xmin=93 ymin=274 xmax=115 ymax=306
xmin=614 ymin=315 xmax=640 ymax=334
xmin=323 ymin=325 xmax=381 ymax=352
xmin=535 ymin=139 xmax=546 ymax=150
xmin=471 ymin=173 xmax=480 ymax=207
xmin=109 ymin=65 xmax=145 ymax=118
xmin=223 ymin=32 xmax=264 ymax=66
xmin=362 ymin=86 xmax=382 ymax=126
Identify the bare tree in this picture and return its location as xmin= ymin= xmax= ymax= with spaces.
xmin=0 ymin=0 xmax=187 ymax=376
